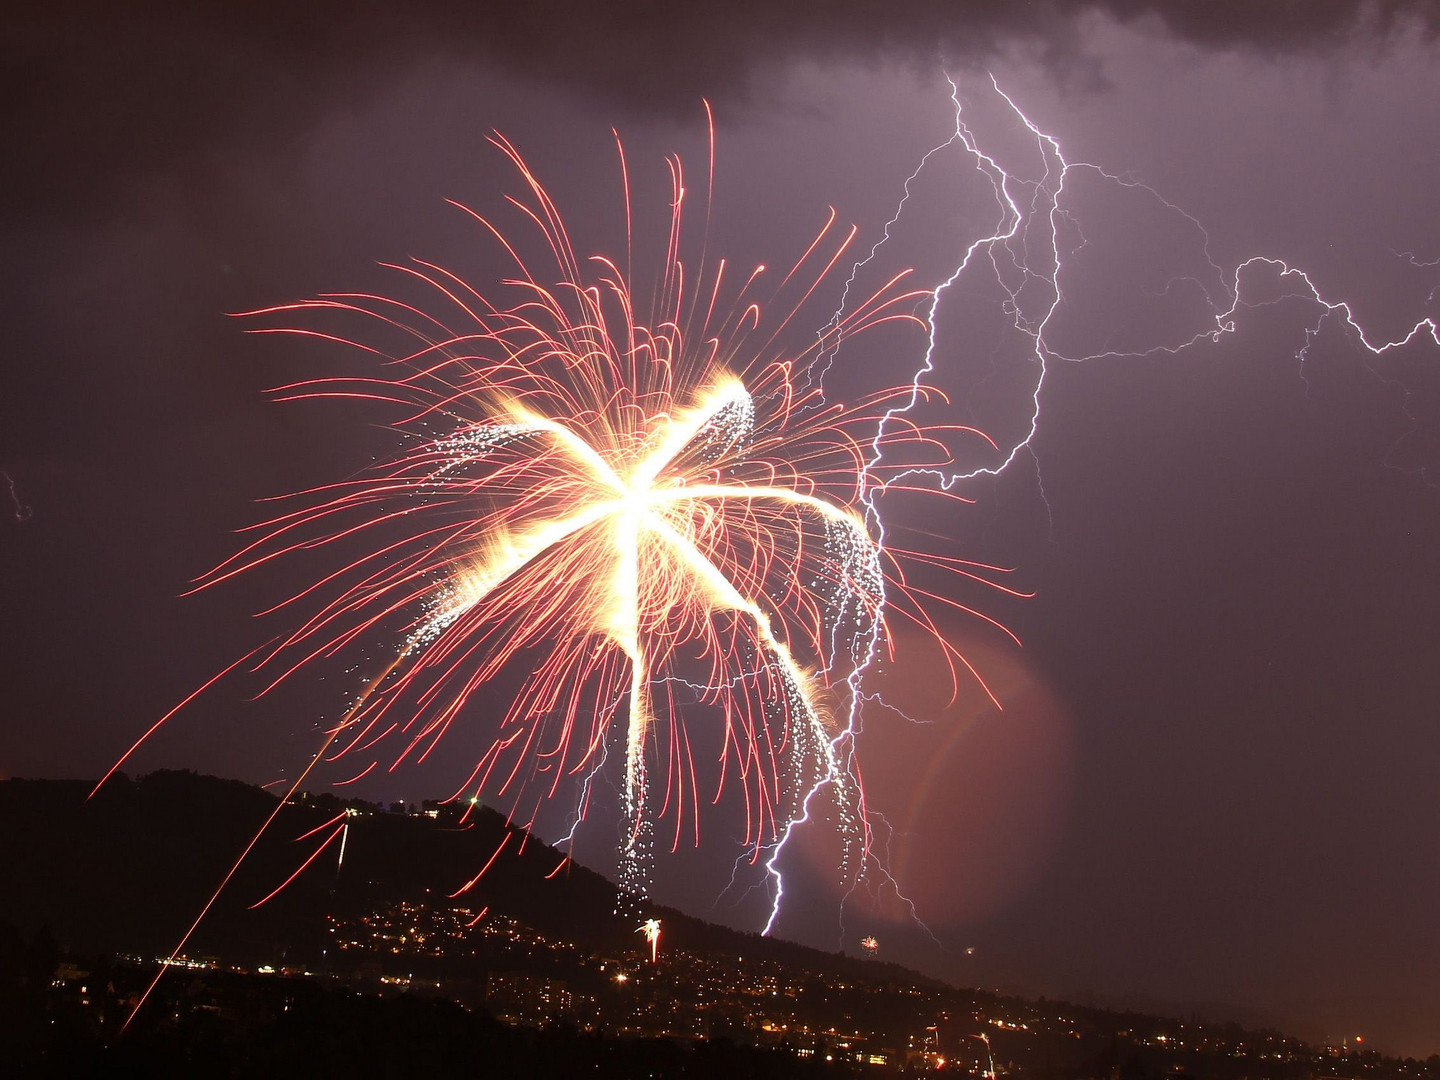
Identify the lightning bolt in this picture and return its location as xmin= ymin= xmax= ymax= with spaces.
xmin=760 ymin=73 xmax=1036 ymax=940
xmin=2 ymin=469 xmax=33 ymax=523
xmin=759 ymin=71 xmax=1438 ymax=940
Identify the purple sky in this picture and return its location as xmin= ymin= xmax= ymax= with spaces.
xmin=4 ymin=2 xmax=1439 ymax=1056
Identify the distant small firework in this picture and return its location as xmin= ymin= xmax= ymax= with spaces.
xmin=639 ymin=917 xmax=662 ymax=963
xmin=860 ymin=935 xmax=879 ymax=955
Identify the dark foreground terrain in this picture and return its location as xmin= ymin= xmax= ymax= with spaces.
xmin=3 ymin=772 xmax=1435 ymax=1079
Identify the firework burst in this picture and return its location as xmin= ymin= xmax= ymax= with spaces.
xmin=108 ymin=115 xmax=1020 ymax=923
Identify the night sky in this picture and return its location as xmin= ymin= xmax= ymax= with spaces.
xmin=4 ymin=2 xmax=1439 ymax=1057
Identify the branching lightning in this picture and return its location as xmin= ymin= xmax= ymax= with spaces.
xmin=763 ymin=72 xmax=1439 ymax=946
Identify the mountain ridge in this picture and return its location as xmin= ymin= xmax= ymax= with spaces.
xmin=0 ymin=770 xmax=931 ymax=986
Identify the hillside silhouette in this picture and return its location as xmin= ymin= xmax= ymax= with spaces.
xmin=0 ymin=771 xmax=928 ymax=982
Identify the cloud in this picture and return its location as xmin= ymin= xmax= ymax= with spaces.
xmin=4 ymin=1 xmax=1435 ymax=222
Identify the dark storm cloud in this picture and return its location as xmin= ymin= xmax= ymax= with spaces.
xmin=5 ymin=1 xmax=1437 ymax=222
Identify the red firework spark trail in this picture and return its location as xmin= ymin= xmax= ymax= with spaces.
xmin=106 ymin=112 xmax=1023 ymax=1022
xmin=249 ymin=820 xmax=346 ymax=910
xmin=464 ymin=906 xmax=490 ymax=928
xmin=118 ymin=719 xmax=350 ymax=1030
xmin=89 ymin=646 xmax=268 ymax=799
xmin=449 ymin=832 xmax=514 ymax=898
